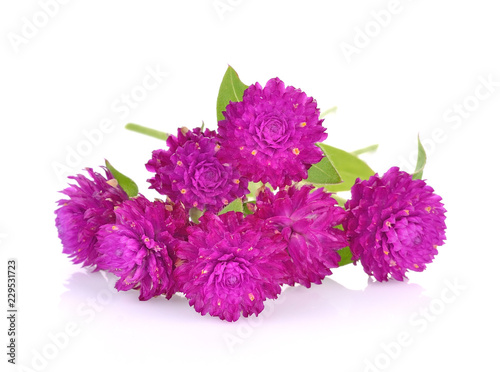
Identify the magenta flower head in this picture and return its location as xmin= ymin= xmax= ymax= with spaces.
xmin=343 ymin=167 xmax=447 ymax=281
xmin=146 ymin=127 xmax=248 ymax=212
xmin=218 ymin=78 xmax=327 ymax=189
xmin=55 ymin=167 xmax=129 ymax=267
xmin=175 ymin=212 xmax=288 ymax=321
xmin=96 ymin=195 xmax=189 ymax=300
xmin=252 ymin=185 xmax=347 ymax=287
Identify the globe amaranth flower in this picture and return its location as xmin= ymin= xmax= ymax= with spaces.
xmin=252 ymin=185 xmax=348 ymax=287
xmin=218 ymin=78 xmax=327 ymax=189
xmin=146 ymin=127 xmax=249 ymax=212
xmin=174 ymin=212 xmax=288 ymax=321
xmin=55 ymin=167 xmax=129 ymax=267
xmin=343 ymin=167 xmax=447 ymax=282
xmin=96 ymin=195 xmax=189 ymax=300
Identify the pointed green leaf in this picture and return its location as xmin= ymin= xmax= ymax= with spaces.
xmin=412 ymin=135 xmax=427 ymax=180
xmin=105 ymin=159 xmax=138 ymax=198
xmin=318 ymin=143 xmax=375 ymax=192
xmin=218 ymin=198 xmax=243 ymax=215
xmin=306 ymin=154 xmax=342 ymax=186
xmin=216 ymin=66 xmax=249 ymax=122
xmin=338 ymin=246 xmax=354 ymax=266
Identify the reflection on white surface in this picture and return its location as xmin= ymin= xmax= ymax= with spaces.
xmin=15 ymin=268 xmax=426 ymax=372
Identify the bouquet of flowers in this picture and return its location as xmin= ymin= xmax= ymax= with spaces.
xmin=55 ymin=66 xmax=447 ymax=321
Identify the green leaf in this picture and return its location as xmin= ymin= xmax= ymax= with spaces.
xmin=338 ymin=246 xmax=354 ymax=266
xmin=189 ymin=207 xmax=204 ymax=224
xmin=306 ymin=150 xmax=343 ymax=187
xmin=105 ymin=159 xmax=139 ymax=198
xmin=246 ymin=181 xmax=263 ymax=201
xmin=318 ymin=143 xmax=375 ymax=192
xmin=351 ymin=144 xmax=379 ymax=156
xmin=125 ymin=123 xmax=168 ymax=141
xmin=218 ymin=198 xmax=243 ymax=215
xmin=412 ymin=135 xmax=426 ymax=180
xmin=216 ymin=65 xmax=249 ymax=122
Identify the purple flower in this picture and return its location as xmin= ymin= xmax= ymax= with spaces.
xmin=55 ymin=167 xmax=129 ymax=267
xmin=218 ymin=78 xmax=327 ymax=189
xmin=146 ymin=127 xmax=248 ymax=212
xmin=96 ymin=195 xmax=189 ymax=300
xmin=252 ymin=185 xmax=347 ymax=287
xmin=175 ymin=212 xmax=288 ymax=321
xmin=343 ymin=167 xmax=447 ymax=281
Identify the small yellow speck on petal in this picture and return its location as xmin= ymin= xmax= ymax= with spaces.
xmin=193 ymin=201 xmax=198 ymax=207
xmin=217 ymin=299 xmax=221 ymax=306
xmin=112 ymin=225 xmax=118 ymax=231
xmin=201 ymin=269 xmax=207 ymax=274
xmin=233 ymin=179 xmax=240 ymax=184
xmin=414 ymin=264 xmax=419 ymax=268
xmin=248 ymin=293 xmax=255 ymax=301
xmin=215 ymin=144 xmax=221 ymax=152
xmin=177 ymin=161 xmax=183 ymax=166
xmin=251 ymin=150 xmax=257 ymax=156
xmin=433 ymin=245 xmax=438 ymax=249
xmin=248 ymin=247 xmax=253 ymax=251
xmin=181 ymin=189 xmax=187 ymax=194
xmin=404 ymin=210 xmax=410 ymax=215
xmin=300 ymin=122 xmax=307 ymax=127
xmin=292 ymin=148 xmax=300 ymax=155
xmin=385 ymin=221 xmax=391 ymax=227
xmin=223 ymin=199 xmax=229 ymax=205
xmin=383 ymin=250 xmax=389 ymax=255
xmin=425 ymin=206 xmax=432 ymax=213
xmin=293 ymin=103 xmax=298 ymax=109
xmin=239 ymin=146 xmax=244 ymax=150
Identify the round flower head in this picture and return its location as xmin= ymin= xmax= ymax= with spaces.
xmin=55 ymin=167 xmax=129 ymax=267
xmin=343 ymin=167 xmax=447 ymax=281
xmin=146 ymin=127 xmax=248 ymax=212
xmin=253 ymin=185 xmax=347 ymax=287
xmin=96 ymin=195 xmax=189 ymax=300
xmin=175 ymin=212 xmax=288 ymax=321
xmin=218 ymin=78 xmax=327 ymax=189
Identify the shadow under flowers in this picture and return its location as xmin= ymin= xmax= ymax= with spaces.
xmin=60 ymin=268 xmax=427 ymax=328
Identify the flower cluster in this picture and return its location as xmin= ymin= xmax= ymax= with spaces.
xmin=55 ymin=71 xmax=447 ymax=321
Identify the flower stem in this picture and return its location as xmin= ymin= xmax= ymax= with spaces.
xmin=319 ymin=106 xmax=337 ymax=119
xmin=125 ymin=123 xmax=169 ymax=141
xmin=351 ymin=144 xmax=379 ymax=156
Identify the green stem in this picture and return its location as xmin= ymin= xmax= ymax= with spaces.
xmin=351 ymin=144 xmax=379 ymax=156
xmin=319 ymin=106 xmax=337 ymax=119
xmin=125 ymin=123 xmax=169 ymax=141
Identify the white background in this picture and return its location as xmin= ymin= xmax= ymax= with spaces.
xmin=1 ymin=1 xmax=499 ymax=371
